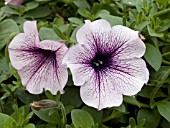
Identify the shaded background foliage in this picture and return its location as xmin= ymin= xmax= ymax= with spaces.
xmin=0 ymin=0 xmax=170 ymax=127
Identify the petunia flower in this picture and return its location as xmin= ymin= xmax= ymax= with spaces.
xmin=63 ymin=19 xmax=149 ymax=110
xmin=5 ymin=0 xmax=23 ymax=7
xmin=8 ymin=21 xmax=68 ymax=95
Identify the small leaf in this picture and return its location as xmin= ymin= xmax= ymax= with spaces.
xmin=155 ymin=0 xmax=169 ymax=4
xmin=61 ymin=87 xmax=82 ymax=108
xmin=68 ymin=17 xmax=83 ymax=25
xmin=23 ymin=2 xmax=39 ymax=12
xmin=32 ymin=107 xmax=61 ymax=124
xmin=99 ymin=14 xmax=129 ymax=26
xmin=123 ymin=96 xmax=141 ymax=107
xmin=0 ymin=19 xmax=19 ymax=50
xmin=157 ymin=101 xmax=170 ymax=122
xmin=24 ymin=7 xmax=51 ymax=18
xmin=39 ymin=27 xmax=60 ymax=41
xmin=147 ymin=25 xmax=164 ymax=37
xmin=53 ymin=25 xmax=68 ymax=40
xmin=83 ymin=106 xmax=103 ymax=123
xmin=78 ymin=9 xmax=91 ymax=18
xmin=24 ymin=123 xmax=35 ymax=128
xmin=137 ymin=109 xmax=160 ymax=128
xmin=1 ymin=6 xmax=19 ymax=15
xmin=0 ymin=57 xmax=11 ymax=83
xmin=0 ymin=113 xmax=16 ymax=128
xmin=136 ymin=21 xmax=150 ymax=31
xmin=71 ymin=109 xmax=94 ymax=128
xmin=144 ymin=43 xmax=162 ymax=71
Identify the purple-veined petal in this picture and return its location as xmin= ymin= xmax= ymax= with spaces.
xmin=17 ymin=41 xmax=68 ymax=94
xmin=109 ymin=25 xmax=145 ymax=59
xmin=8 ymin=21 xmax=68 ymax=95
xmin=80 ymin=58 xmax=148 ymax=110
xmin=80 ymin=71 xmax=123 ymax=110
xmin=8 ymin=33 xmax=39 ymax=70
xmin=111 ymin=58 xmax=149 ymax=84
xmin=63 ymin=44 xmax=95 ymax=85
xmin=76 ymin=19 xmax=111 ymax=45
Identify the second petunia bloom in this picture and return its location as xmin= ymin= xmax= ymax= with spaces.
xmin=8 ymin=21 xmax=68 ymax=95
xmin=63 ymin=19 xmax=149 ymax=110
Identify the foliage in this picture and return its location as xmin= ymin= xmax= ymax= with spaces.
xmin=0 ymin=0 xmax=170 ymax=127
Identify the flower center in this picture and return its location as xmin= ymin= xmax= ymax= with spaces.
xmin=91 ymin=53 xmax=110 ymax=71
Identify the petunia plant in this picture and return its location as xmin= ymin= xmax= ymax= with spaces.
xmin=0 ymin=0 xmax=170 ymax=128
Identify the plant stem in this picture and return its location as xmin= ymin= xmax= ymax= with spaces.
xmin=150 ymin=67 xmax=170 ymax=108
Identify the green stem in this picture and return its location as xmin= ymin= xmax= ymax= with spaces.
xmin=150 ymin=68 xmax=170 ymax=108
xmin=162 ymin=52 xmax=170 ymax=57
xmin=102 ymin=111 xmax=122 ymax=123
xmin=162 ymin=59 xmax=170 ymax=65
xmin=138 ymin=102 xmax=150 ymax=108
xmin=59 ymin=102 xmax=67 ymax=128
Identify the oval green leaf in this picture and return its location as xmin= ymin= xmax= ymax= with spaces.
xmin=0 ymin=113 xmax=16 ymax=128
xmin=144 ymin=43 xmax=162 ymax=71
xmin=71 ymin=109 xmax=94 ymax=128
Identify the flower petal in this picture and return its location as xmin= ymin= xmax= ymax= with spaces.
xmin=80 ymin=71 xmax=123 ymax=110
xmin=80 ymin=58 xmax=148 ymax=110
xmin=63 ymin=44 xmax=95 ymax=85
xmin=8 ymin=34 xmax=39 ymax=70
xmin=112 ymin=58 xmax=149 ymax=84
xmin=106 ymin=58 xmax=149 ymax=96
xmin=37 ymin=40 xmax=66 ymax=51
xmin=5 ymin=0 xmax=23 ymax=7
xmin=76 ymin=19 xmax=111 ymax=45
xmin=109 ymin=25 xmax=145 ymax=59
xmin=17 ymin=41 xmax=68 ymax=94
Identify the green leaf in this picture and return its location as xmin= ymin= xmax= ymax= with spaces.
xmin=68 ymin=17 xmax=83 ymax=25
xmin=23 ymin=2 xmax=39 ymax=12
xmin=53 ymin=25 xmax=68 ymax=40
xmin=99 ymin=14 xmax=129 ymax=26
xmin=73 ymin=0 xmax=90 ymax=9
xmin=157 ymin=101 xmax=170 ymax=122
xmin=123 ymin=96 xmax=141 ymax=107
xmin=144 ymin=43 xmax=162 ymax=71
xmin=61 ymin=87 xmax=82 ymax=108
xmin=138 ymin=86 xmax=167 ymax=98
xmin=78 ymin=9 xmax=91 ymax=18
xmin=137 ymin=109 xmax=160 ymax=128
xmin=155 ymin=0 xmax=169 ymax=4
xmin=0 ymin=19 xmax=19 ymax=50
xmin=135 ymin=21 xmax=150 ymax=31
xmin=16 ymin=87 xmax=42 ymax=104
xmin=83 ymin=106 xmax=103 ymax=123
xmin=11 ymin=105 xmax=32 ymax=126
xmin=32 ymin=107 xmax=61 ymax=124
xmin=39 ymin=27 xmax=60 ymax=41
xmin=24 ymin=123 xmax=35 ymax=128
xmin=147 ymin=25 xmax=164 ymax=37
xmin=0 ymin=113 xmax=16 ymax=128
xmin=1 ymin=6 xmax=19 ymax=15
xmin=0 ymin=57 xmax=11 ymax=83
xmin=71 ymin=109 xmax=94 ymax=128
xmin=24 ymin=7 xmax=51 ymax=18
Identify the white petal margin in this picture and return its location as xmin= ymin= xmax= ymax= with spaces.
xmin=76 ymin=19 xmax=111 ymax=45
xmin=8 ymin=21 xmax=40 ymax=70
xmin=63 ymin=44 xmax=95 ymax=85
xmin=80 ymin=71 xmax=123 ymax=110
xmin=109 ymin=25 xmax=145 ymax=59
